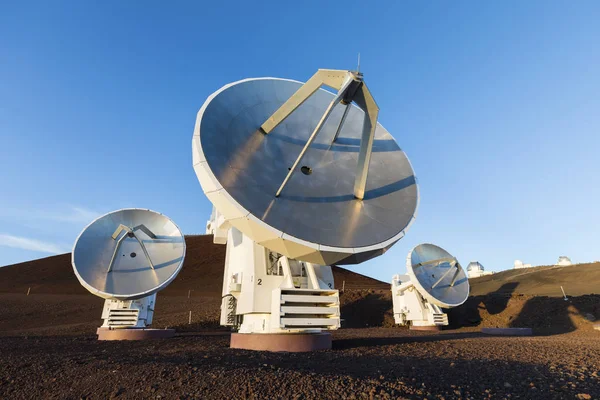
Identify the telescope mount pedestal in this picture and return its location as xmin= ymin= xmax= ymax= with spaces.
xmin=230 ymin=332 xmax=332 ymax=352
xmin=208 ymin=209 xmax=340 ymax=352
xmin=391 ymin=274 xmax=449 ymax=331
xmin=96 ymin=294 xmax=175 ymax=340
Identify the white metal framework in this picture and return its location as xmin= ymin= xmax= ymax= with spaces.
xmin=108 ymin=223 xmax=157 ymax=273
xmin=208 ymin=208 xmax=340 ymax=334
xmin=192 ymin=74 xmax=419 ymax=266
xmin=391 ymin=274 xmax=449 ymax=328
xmin=100 ymin=294 xmax=156 ymax=329
xmin=260 ymin=69 xmax=379 ymax=200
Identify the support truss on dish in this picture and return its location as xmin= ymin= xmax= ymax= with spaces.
xmin=108 ymin=224 xmax=157 ymax=273
xmin=260 ymin=69 xmax=379 ymax=200
xmin=414 ymin=256 xmax=461 ymax=289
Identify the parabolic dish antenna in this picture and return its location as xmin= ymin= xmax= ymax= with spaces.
xmin=193 ymin=72 xmax=418 ymax=265
xmin=406 ymin=243 xmax=469 ymax=308
xmin=72 ymin=208 xmax=186 ymax=300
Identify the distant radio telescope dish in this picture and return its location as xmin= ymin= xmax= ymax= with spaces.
xmin=72 ymin=208 xmax=186 ymax=300
xmin=193 ymin=77 xmax=418 ymax=265
xmin=406 ymin=244 xmax=469 ymax=308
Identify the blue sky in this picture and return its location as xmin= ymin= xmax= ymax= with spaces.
xmin=1 ymin=1 xmax=598 ymax=282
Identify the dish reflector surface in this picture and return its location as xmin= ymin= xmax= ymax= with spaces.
xmin=406 ymin=244 xmax=469 ymax=308
xmin=72 ymin=209 xmax=186 ymax=300
xmin=193 ymin=78 xmax=418 ymax=265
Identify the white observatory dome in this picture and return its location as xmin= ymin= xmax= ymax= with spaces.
xmin=467 ymin=261 xmax=493 ymax=278
xmin=514 ymin=260 xmax=533 ymax=269
xmin=557 ymin=256 xmax=572 ymax=266
xmin=467 ymin=261 xmax=484 ymax=272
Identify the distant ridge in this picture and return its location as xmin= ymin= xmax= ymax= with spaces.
xmin=469 ymin=262 xmax=600 ymax=297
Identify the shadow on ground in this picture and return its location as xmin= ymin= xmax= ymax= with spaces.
xmin=448 ymin=282 xmax=519 ymax=328
xmin=448 ymin=286 xmax=599 ymax=335
xmin=333 ymin=332 xmax=487 ymax=350
xmin=509 ymin=295 xmax=599 ymax=335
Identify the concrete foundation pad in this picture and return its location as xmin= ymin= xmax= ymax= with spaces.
xmin=97 ymin=328 xmax=175 ymax=340
xmin=230 ymin=332 xmax=331 ymax=352
xmin=481 ymin=327 xmax=533 ymax=336
xmin=410 ymin=325 xmax=442 ymax=332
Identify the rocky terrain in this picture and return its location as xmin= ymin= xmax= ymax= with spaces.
xmin=1 ymin=328 xmax=598 ymax=399
xmin=0 ymin=235 xmax=598 ymax=399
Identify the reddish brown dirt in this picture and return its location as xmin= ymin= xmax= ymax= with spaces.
xmin=1 ymin=235 xmax=600 ymax=398
xmin=0 ymin=235 xmax=392 ymax=339
xmin=0 ymin=235 xmax=387 ymax=297
xmin=0 ymin=291 xmax=400 ymax=337
xmin=448 ymin=294 xmax=600 ymax=334
xmin=0 ymin=329 xmax=598 ymax=399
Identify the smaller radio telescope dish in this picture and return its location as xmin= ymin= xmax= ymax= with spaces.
xmin=392 ymin=243 xmax=469 ymax=329
xmin=72 ymin=208 xmax=186 ymax=300
xmin=72 ymin=208 xmax=185 ymax=339
xmin=406 ymin=243 xmax=469 ymax=308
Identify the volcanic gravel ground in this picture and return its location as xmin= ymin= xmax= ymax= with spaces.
xmin=1 ymin=328 xmax=598 ymax=399
xmin=2 ymin=238 xmax=599 ymax=398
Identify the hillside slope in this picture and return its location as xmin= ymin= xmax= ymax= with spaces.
xmin=0 ymin=235 xmax=390 ymax=336
xmin=0 ymin=235 xmax=388 ymax=296
xmin=1 ymin=237 xmax=599 ymax=336
xmin=469 ymin=262 xmax=600 ymax=297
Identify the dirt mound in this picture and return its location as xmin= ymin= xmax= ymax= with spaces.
xmin=0 ymin=235 xmax=391 ymax=336
xmin=470 ymin=262 xmax=600 ymax=297
xmin=0 ymin=290 xmax=395 ymax=337
xmin=0 ymin=293 xmax=223 ymax=337
xmin=340 ymin=290 xmax=395 ymax=328
xmin=449 ymin=293 xmax=600 ymax=334
xmin=453 ymin=262 xmax=600 ymax=334
xmin=2 ymin=236 xmax=599 ymax=337
xmin=0 ymin=235 xmax=388 ymax=297
xmin=0 ymin=253 xmax=87 ymax=295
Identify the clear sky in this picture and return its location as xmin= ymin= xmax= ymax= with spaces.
xmin=1 ymin=1 xmax=599 ymax=282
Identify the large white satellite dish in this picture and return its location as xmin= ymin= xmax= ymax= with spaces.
xmin=392 ymin=244 xmax=469 ymax=330
xmin=72 ymin=208 xmax=185 ymax=339
xmin=193 ymin=71 xmax=418 ymax=266
xmin=195 ymin=68 xmax=418 ymax=351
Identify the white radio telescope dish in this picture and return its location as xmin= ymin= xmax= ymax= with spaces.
xmin=406 ymin=243 xmax=469 ymax=308
xmin=392 ymin=243 xmax=469 ymax=329
xmin=192 ymin=75 xmax=418 ymax=265
xmin=195 ymin=68 xmax=417 ymax=351
xmin=72 ymin=208 xmax=186 ymax=300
